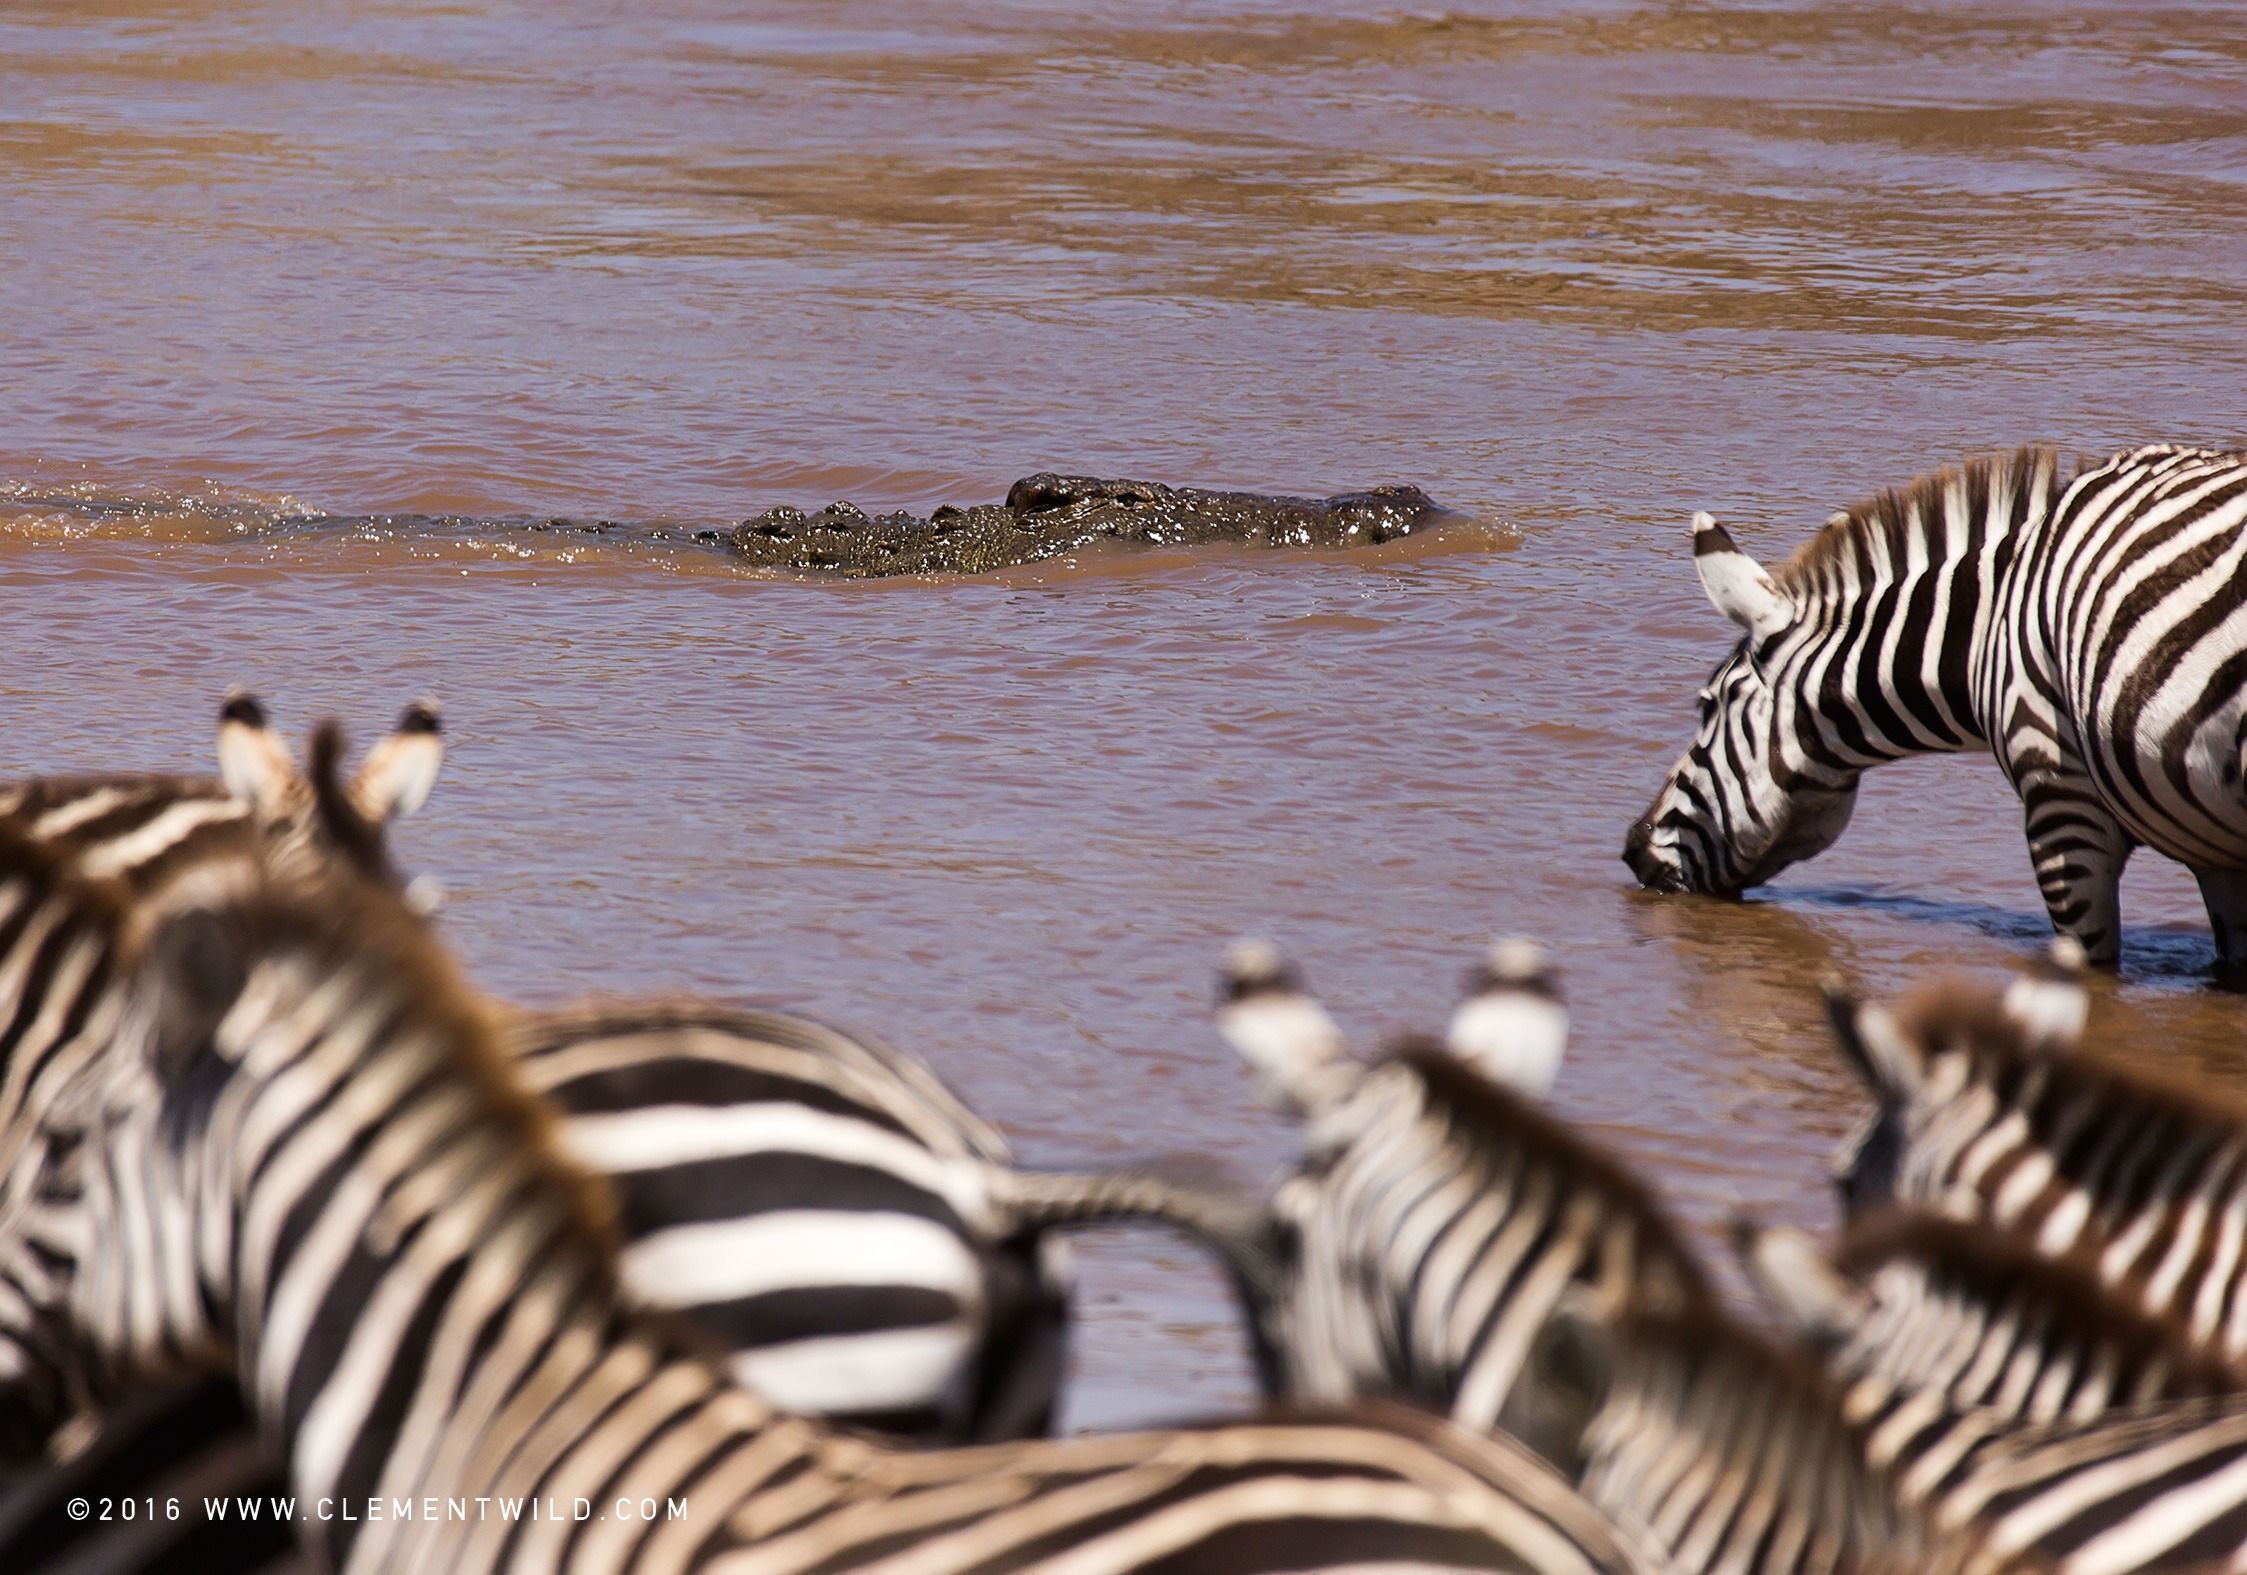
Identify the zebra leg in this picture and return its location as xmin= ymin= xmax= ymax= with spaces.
xmin=2019 ymin=781 xmax=2133 ymax=965
xmin=962 ymin=1235 xmax=1070 ymax=1442
xmin=2192 ymin=866 xmax=2247 ymax=971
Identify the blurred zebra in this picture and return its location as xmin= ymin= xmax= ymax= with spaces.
xmin=1624 ymin=444 xmax=2247 ymax=967
xmin=0 ymin=770 xmax=1659 ymax=1575
xmin=1206 ymin=943 xmax=2247 ymax=1570
xmin=1 ymin=699 xmax=1084 ymax=1453
xmin=0 ymin=697 xmax=441 ymax=1454
xmin=1740 ymin=1211 xmax=2242 ymax=1468
xmin=1226 ymin=943 xmax=2040 ymax=1569
xmin=1209 ymin=940 xmax=1707 ymax=1441
xmin=1826 ymin=959 xmax=2247 ymax=1363
xmin=0 ymin=1003 xmax=1076 ymax=1573
xmin=1736 ymin=1210 xmax=2247 ymax=1570
xmin=1570 ymin=1305 xmax=1964 ymax=1574
xmin=0 ymin=704 xmax=1093 ymax=1575
xmin=511 ymin=1002 xmax=1068 ymax=1443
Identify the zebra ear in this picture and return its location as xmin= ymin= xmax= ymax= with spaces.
xmin=1731 ymin=1217 xmax=1865 ymax=1344
xmin=1825 ymin=989 xmax=1924 ymax=1100
xmin=1692 ymin=513 xmax=1791 ymax=641
xmin=216 ymin=690 xmax=302 ymax=822
xmin=351 ymin=700 xmax=444 ymax=824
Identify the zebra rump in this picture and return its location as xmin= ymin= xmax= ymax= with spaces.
xmin=509 ymin=1002 xmax=1069 ymax=1444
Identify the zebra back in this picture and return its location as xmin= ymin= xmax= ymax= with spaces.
xmin=509 ymin=1000 xmax=1011 ymax=1165
xmin=1823 ymin=1213 xmax=2241 ymax=1421
xmin=1929 ymin=1393 xmax=2247 ymax=1572
xmin=1830 ymin=974 xmax=2247 ymax=1362
xmin=0 ymin=776 xmax=255 ymax=897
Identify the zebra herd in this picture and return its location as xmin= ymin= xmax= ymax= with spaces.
xmin=2 ymin=437 xmax=2247 ymax=1572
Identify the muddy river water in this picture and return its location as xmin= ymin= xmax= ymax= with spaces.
xmin=5 ymin=2 xmax=2247 ymax=1429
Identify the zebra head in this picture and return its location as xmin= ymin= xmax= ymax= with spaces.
xmin=0 ymin=712 xmax=455 ymax=1450
xmin=46 ymin=737 xmax=611 ymax=1447
xmin=1623 ymin=512 xmax=1858 ymax=894
xmin=216 ymin=691 xmax=445 ymax=893
xmin=1824 ymin=951 xmax=2086 ymax=1217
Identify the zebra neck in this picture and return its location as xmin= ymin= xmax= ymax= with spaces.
xmin=1579 ymin=1323 xmax=1938 ymax=1573
xmin=1776 ymin=554 xmax=2004 ymax=767
xmin=1773 ymin=461 xmax=2059 ymax=765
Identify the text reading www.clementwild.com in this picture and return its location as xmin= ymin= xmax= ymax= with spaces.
xmin=66 ymin=1495 xmax=687 ymax=1524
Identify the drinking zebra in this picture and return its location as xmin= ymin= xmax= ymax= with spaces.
xmin=1825 ymin=961 xmax=2247 ymax=1361
xmin=0 ymin=759 xmax=1657 ymax=1575
xmin=1624 ymin=443 xmax=2247 ymax=966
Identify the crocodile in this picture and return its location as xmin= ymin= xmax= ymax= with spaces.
xmin=729 ymin=473 xmax=1458 ymax=577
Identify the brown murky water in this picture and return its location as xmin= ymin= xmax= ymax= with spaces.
xmin=6 ymin=3 xmax=2247 ymax=1430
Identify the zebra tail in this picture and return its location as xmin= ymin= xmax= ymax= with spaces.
xmin=987 ymin=1167 xmax=1292 ymax=1388
xmin=990 ymin=1169 xmax=1278 ymax=1273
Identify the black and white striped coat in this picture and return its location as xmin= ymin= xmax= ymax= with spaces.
xmin=1263 ymin=1043 xmax=1710 ymax=1444
xmin=1201 ymin=949 xmax=1700 ymax=1441
xmin=1743 ymin=1212 xmax=2244 ymax=1433
xmin=1827 ymin=973 xmax=2247 ymax=1365
xmin=1736 ymin=1211 xmax=2247 ymax=1571
xmin=1194 ymin=955 xmax=2013 ymax=1572
xmin=0 ymin=810 xmax=1657 ymax=1575
xmin=511 ymin=1003 xmax=1067 ymax=1444
xmin=1625 ymin=444 xmax=2247 ymax=966
xmin=0 ymin=734 xmax=421 ymax=1454
xmin=0 ymin=718 xmax=1070 ymax=1451
xmin=0 ymin=1006 xmax=1059 ymax=1572
xmin=1209 ymin=981 xmax=2245 ymax=1572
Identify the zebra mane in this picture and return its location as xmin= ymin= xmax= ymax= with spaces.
xmin=1393 ymin=1040 xmax=1719 ymax=1316
xmin=507 ymin=997 xmax=1013 ymax=1163
xmin=1590 ymin=1304 xmax=1930 ymax=1573
xmin=144 ymin=848 xmax=622 ymax=1266
xmin=1771 ymin=446 xmax=2061 ymax=601
xmin=1896 ymin=973 xmax=2247 ymax=1146
xmin=1835 ymin=1211 xmax=2240 ymax=1397
xmin=305 ymin=720 xmax=389 ymax=881
xmin=1891 ymin=973 xmax=2037 ymax=1065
